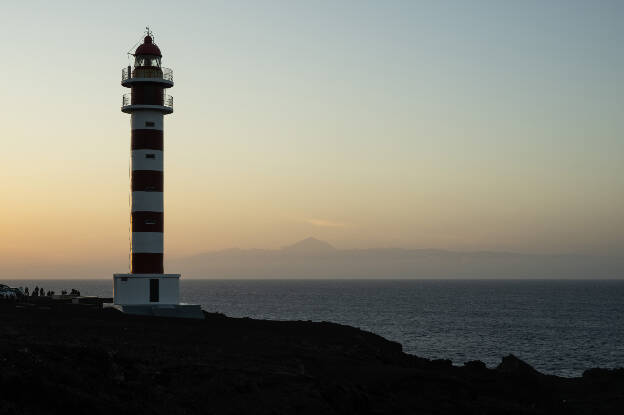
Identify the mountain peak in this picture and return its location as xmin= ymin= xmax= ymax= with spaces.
xmin=281 ymin=237 xmax=336 ymax=253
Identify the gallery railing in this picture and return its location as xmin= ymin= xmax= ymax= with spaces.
xmin=122 ymin=93 xmax=173 ymax=110
xmin=122 ymin=67 xmax=173 ymax=82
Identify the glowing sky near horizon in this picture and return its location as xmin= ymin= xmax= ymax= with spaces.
xmin=0 ymin=0 xmax=622 ymax=277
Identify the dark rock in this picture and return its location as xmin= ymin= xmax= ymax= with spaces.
xmin=582 ymin=367 xmax=624 ymax=379
xmin=496 ymin=354 xmax=540 ymax=375
xmin=431 ymin=358 xmax=453 ymax=367
xmin=463 ymin=360 xmax=487 ymax=370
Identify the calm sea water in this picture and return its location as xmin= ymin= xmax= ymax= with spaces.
xmin=3 ymin=279 xmax=623 ymax=377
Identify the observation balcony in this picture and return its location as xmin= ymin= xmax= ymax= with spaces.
xmin=122 ymin=93 xmax=173 ymax=114
xmin=121 ymin=66 xmax=174 ymax=88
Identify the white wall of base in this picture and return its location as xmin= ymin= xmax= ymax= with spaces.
xmin=113 ymin=273 xmax=180 ymax=305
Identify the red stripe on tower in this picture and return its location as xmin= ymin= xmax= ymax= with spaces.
xmin=132 ymin=130 xmax=163 ymax=150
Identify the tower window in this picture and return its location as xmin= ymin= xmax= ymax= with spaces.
xmin=145 ymin=121 xmax=155 ymax=127
xmin=145 ymin=154 xmax=156 ymax=159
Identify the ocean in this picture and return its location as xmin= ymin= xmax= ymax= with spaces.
xmin=3 ymin=278 xmax=623 ymax=377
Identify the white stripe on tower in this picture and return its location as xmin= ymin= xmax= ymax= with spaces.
xmin=132 ymin=150 xmax=163 ymax=171
xmin=131 ymin=232 xmax=164 ymax=253
xmin=132 ymin=192 xmax=164 ymax=212
xmin=131 ymin=111 xmax=164 ymax=130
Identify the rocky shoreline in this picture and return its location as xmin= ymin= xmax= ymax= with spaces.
xmin=1 ymin=298 xmax=623 ymax=414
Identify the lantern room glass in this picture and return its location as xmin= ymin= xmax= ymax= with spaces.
xmin=134 ymin=55 xmax=161 ymax=68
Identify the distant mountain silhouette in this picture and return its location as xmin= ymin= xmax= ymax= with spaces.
xmin=281 ymin=237 xmax=336 ymax=253
xmin=166 ymin=238 xmax=624 ymax=279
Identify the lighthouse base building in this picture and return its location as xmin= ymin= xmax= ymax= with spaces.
xmin=107 ymin=32 xmax=202 ymax=319
xmin=111 ymin=273 xmax=201 ymax=319
xmin=113 ymin=273 xmax=180 ymax=305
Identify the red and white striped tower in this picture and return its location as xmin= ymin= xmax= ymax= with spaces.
xmin=124 ymin=33 xmax=171 ymax=274
xmin=113 ymin=31 xmax=180 ymax=307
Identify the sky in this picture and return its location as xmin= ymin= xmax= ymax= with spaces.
xmin=0 ymin=1 xmax=622 ymax=277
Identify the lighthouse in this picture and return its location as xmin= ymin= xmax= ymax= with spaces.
xmin=111 ymin=31 xmax=201 ymax=318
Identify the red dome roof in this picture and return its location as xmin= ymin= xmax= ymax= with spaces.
xmin=135 ymin=35 xmax=162 ymax=56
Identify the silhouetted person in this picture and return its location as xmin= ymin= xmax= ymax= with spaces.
xmin=32 ymin=287 xmax=39 ymax=297
xmin=61 ymin=290 xmax=67 ymax=295
xmin=24 ymin=287 xmax=29 ymax=296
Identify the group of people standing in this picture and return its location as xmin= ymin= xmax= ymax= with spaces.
xmin=19 ymin=287 xmax=81 ymax=298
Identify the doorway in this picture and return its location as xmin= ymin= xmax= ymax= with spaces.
xmin=149 ymin=279 xmax=159 ymax=302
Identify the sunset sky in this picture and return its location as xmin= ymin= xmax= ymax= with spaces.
xmin=1 ymin=1 xmax=622 ymax=277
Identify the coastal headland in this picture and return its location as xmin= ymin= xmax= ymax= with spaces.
xmin=1 ymin=298 xmax=622 ymax=414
